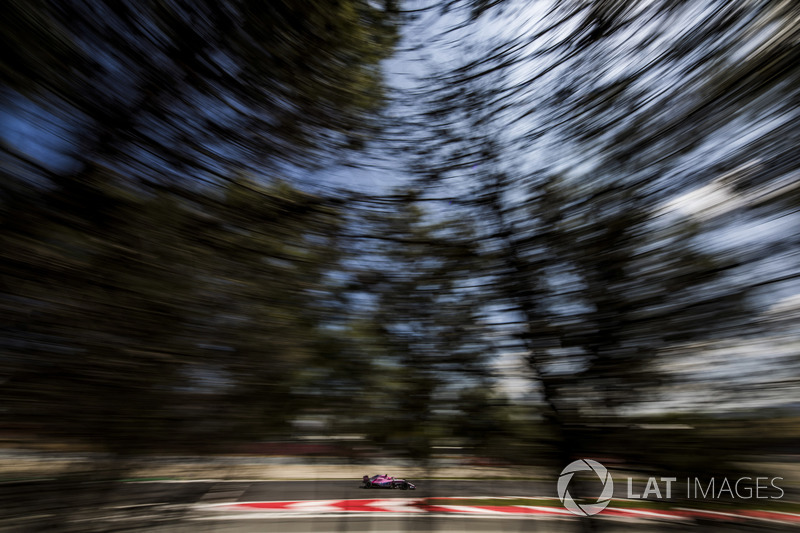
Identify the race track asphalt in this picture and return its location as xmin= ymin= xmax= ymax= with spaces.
xmin=119 ymin=479 xmax=558 ymax=506
xmin=237 ymin=479 xmax=555 ymax=502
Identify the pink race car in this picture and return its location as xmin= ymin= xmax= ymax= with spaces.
xmin=361 ymin=474 xmax=416 ymax=490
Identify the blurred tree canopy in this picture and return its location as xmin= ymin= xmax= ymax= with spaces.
xmin=337 ymin=200 xmax=494 ymax=457
xmin=1 ymin=175 xmax=345 ymax=453
xmin=1 ymin=0 xmax=402 ymax=455
xmin=393 ymin=0 xmax=800 ymax=469
xmin=1 ymin=0 xmax=799 ymax=481
xmin=2 ymin=0 xmax=400 ymax=181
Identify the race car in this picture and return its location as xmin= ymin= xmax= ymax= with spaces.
xmin=361 ymin=474 xmax=416 ymax=490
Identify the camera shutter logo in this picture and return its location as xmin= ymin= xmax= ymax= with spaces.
xmin=557 ymin=459 xmax=614 ymax=516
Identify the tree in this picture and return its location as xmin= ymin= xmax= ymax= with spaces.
xmin=395 ymin=0 xmax=800 ymax=477
xmin=335 ymin=197 xmax=495 ymax=458
xmin=1 ymin=0 xmax=403 ymax=455
xmin=0 ymin=172 xmax=345 ymax=455
xmin=2 ymin=0 xmax=401 ymax=186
